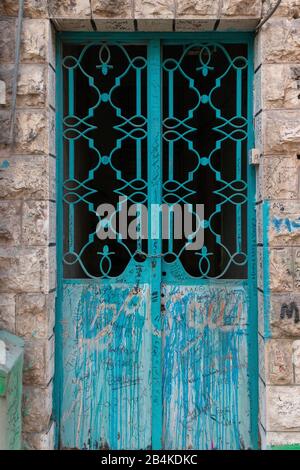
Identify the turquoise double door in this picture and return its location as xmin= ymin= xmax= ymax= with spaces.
xmin=55 ymin=33 xmax=257 ymax=450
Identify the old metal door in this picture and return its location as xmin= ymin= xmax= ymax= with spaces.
xmin=55 ymin=33 xmax=257 ymax=450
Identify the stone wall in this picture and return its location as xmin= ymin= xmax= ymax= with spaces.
xmin=0 ymin=0 xmax=299 ymax=450
xmin=254 ymin=0 xmax=300 ymax=450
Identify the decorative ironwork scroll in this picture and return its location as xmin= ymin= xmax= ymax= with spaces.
xmin=162 ymin=43 xmax=249 ymax=279
xmin=62 ymin=43 xmax=148 ymax=278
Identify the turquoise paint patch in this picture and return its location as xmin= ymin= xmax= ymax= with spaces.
xmin=263 ymin=201 xmax=271 ymax=339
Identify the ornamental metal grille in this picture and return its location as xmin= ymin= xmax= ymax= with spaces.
xmin=60 ymin=41 xmax=249 ymax=280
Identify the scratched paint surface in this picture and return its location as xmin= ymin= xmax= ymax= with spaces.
xmin=162 ymin=282 xmax=250 ymax=450
xmin=60 ymin=283 xmax=152 ymax=449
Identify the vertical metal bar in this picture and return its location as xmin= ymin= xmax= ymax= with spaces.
xmin=147 ymin=39 xmax=162 ymax=450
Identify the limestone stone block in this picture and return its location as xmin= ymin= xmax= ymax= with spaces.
xmin=51 ymin=18 xmax=94 ymax=31
xmin=258 ymin=289 xmax=265 ymax=337
xmin=18 ymin=65 xmax=46 ymax=107
xmin=257 ymin=245 xmax=264 ymax=290
xmin=135 ymin=0 xmax=174 ymax=18
xmin=0 ymin=0 xmax=48 ymax=18
xmin=259 ymin=19 xmax=300 ymax=64
xmin=16 ymin=293 xmax=55 ymax=340
xmin=267 ymin=385 xmax=300 ymax=431
xmin=22 ymin=200 xmax=55 ymax=246
xmin=22 ymin=382 xmax=53 ymax=433
xmin=264 ymin=430 xmax=300 ymax=449
xmin=47 ymin=65 xmax=55 ymax=110
xmin=218 ymin=18 xmax=260 ymax=30
xmin=137 ymin=19 xmax=173 ymax=31
xmin=259 ymin=333 xmax=266 ymax=381
xmin=92 ymin=19 xmax=134 ymax=30
xmin=23 ymin=336 xmax=54 ymax=385
xmin=265 ymin=339 xmax=293 ymax=385
xmin=256 ymin=202 xmax=263 ymax=244
xmin=176 ymin=0 xmax=219 ymax=17
xmin=261 ymin=156 xmax=299 ymax=199
xmin=0 ymin=247 xmax=49 ymax=293
xmin=293 ymin=340 xmax=300 ymax=384
xmin=270 ymin=293 xmax=300 ymax=338
xmin=0 ymin=294 xmax=16 ymax=334
xmin=48 ymin=0 xmax=91 ymax=18
xmin=0 ymin=19 xmax=16 ymax=63
xmin=91 ymin=0 xmax=133 ymax=18
xmin=21 ymin=19 xmax=48 ymax=62
xmin=0 ymin=157 xmax=49 ymax=200
xmin=0 ymin=64 xmax=46 ymax=108
xmin=270 ymin=247 xmax=293 ymax=292
xmin=22 ymin=421 xmax=55 ymax=450
xmin=261 ymin=64 xmax=300 ymax=110
xmin=16 ymin=111 xmax=47 ymax=154
xmin=293 ymin=247 xmax=300 ymax=291
xmin=269 ymin=200 xmax=300 ymax=247
xmin=0 ymin=201 xmax=21 ymax=246
xmin=221 ymin=0 xmax=261 ymax=16
xmin=262 ymin=0 xmax=300 ymax=19
xmin=263 ymin=110 xmax=300 ymax=154
xmin=175 ymin=19 xmax=215 ymax=31
xmin=259 ymin=377 xmax=266 ymax=430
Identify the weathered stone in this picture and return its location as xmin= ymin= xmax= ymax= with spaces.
xmin=218 ymin=18 xmax=260 ymax=30
xmin=16 ymin=110 xmax=47 ymax=154
xmin=259 ymin=19 xmax=300 ymax=64
xmin=293 ymin=248 xmax=300 ymax=291
xmin=0 ymin=201 xmax=21 ymax=246
xmin=260 ymin=156 xmax=299 ymax=199
xmin=259 ymin=333 xmax=266 ymax=381
xmin=92 ymin=19 xmax=134 ymax=30
xmin=0 ymin=19 xmax=16 ymax=62
xmin=16 ymin=293 xmax=55 ymax=340
xmin=261 ymin=64 xmax=300 ymax=109
xmin=269 ymin=200 xmax=300 ymax=247
xmin=176 ymin=0 xmax=219 ymax=17
xmin=259 ymin=377 xmax=266 ymax=430
xmin=265 ymin=339 xmax=293 ymax=384
xmin=222 ymin=0 xmax=261 ymax=16
xmin=267 ymin=385 xmax=300 ymax=431
xmin=23 ymin=421 xmax=55 ymax=450
xmin=92 ymin=0 xmax=132 ymax=18
xmin=256 ymin=202 xmax=263 ymax=244
xmin=263 ymin=430 xmax=300 ymax=449
xmin=0 ymin=79 xmax=6 ymax=105
xmin=135 ymin=0 xmax=174 ymax=18
xmin=22 ymin=200 xmax=55 ymax=246
xmin=175 ymin=19 xmax=215 ymax=31
xmin=0 ymin=247 xmax=49 ymax=293
xmin=269 ymin=293 xmax=300 ymax=338
xmin=262 ymin=110 xmax=300 ymax=154
xmin=21 ymin=19 xmax=48 ymax=62
xmin=262 ymin=0 xmax=300 ymax=19
xmin=0 ymin=294 xmax=15 ymax=333
xmin=293 ymin=340 xmax=300 ymax=384
xmin=23 ymin=336 xmax=54 ymax=385
xmin=270 ymin=248 xmax=293 ymax=292
xmin=0 ymin=0 xmax=48 ymax=18
xmin=137 ymin=19 xmax=173 ymax=31
xmin=51 ymin=18 xmax=94 ymax=31
xmin=47 ymin=65 xmax=55 ymax=109
xmin=22 ymin=382 xmax=53 ymax=433
xmin=48 ymin=0 xmax=91 ymax=18
xmin=0 ymin=157 xmax=49 ymax=200
xmin=258 ymin=289 xmax=265 ymax=337
xmin=17 ymin=65 xmax=46 ymax=107
xmin=257 ymin=245 xmax=264 ymax=290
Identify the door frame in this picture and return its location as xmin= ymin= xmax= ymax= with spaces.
xmin=54 ymin=31 xmax=258 ymax=449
